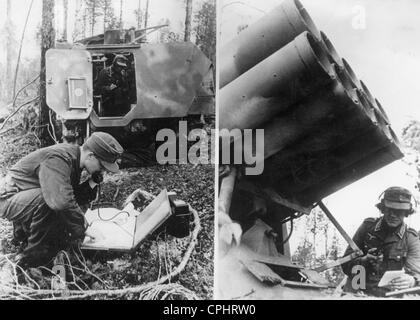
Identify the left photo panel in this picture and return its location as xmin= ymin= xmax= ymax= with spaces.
xmin=0 ymin=0 xmax=215 ymax=300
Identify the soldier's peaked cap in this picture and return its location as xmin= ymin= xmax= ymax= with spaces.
xmin=113 ymin=54 xmax=128 ymax=67
xmin=85 ymin=132 xmax=123 ymax=173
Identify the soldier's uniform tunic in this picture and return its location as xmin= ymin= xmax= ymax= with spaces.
xmin=342 ymin=217 xmax=420 ymax=296
xmin=0 ymin=144 xmax=97 ymax=267
xmin=95 ymin=65 xmax=133 ymax=117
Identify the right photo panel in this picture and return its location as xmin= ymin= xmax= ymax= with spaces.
xmin=216 ymin=0 xmax=420 ymax=299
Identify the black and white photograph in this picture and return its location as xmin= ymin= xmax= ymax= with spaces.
xmin=216 ymin=0 xmax=420 ymax=300
xmin=0 ymin=0 xmax=215 ymax=300
xmin=2 ymin=0 xmax=420 ymax=306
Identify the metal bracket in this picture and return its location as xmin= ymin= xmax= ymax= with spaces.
xmin=313 ymin=201 xmax=364 ymax=272
xmin=318 ymin=201 xmax=362 ymax=254
xmin=314 ymin=251 xmax=362 ymax=273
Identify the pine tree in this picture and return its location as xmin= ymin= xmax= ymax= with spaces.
xmin=72 ymin=0 xmax=85 ymax=41
xmin=119 ymin=0 xmax=124 ymax=30
xmin=39 ymin=0 xmax=56 ymax=147
xmin=402 ymin=120 xmax=420 ymax=194
xmin=63 ymin=0 xmax=68 ymax=41
xmin=134 ymin=0 xmax=143 ymax=29
xmin=184 ymin=0 xmax=192 ymax=42
xmin=193 ymin=0 xmax=216 ymax=64
xmin=103 ymin=0 xmax=118 ymax=31
xmin=85 ymin=0 xmax=104 ymax=36
xmin=6 ymin=0 xmax=13 ymax=101
xmin=144 ymin=0 xmax=149 ymax=29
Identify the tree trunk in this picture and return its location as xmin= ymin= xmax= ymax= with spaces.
xmin=83 ymin=7 xmax=87 ymax=38
xmin=137 ymin=0 xmax=142 ymax=29
xmin=119 ymin=0 xmax=123 ymax=30
xmin=6 ymin=0 xmax=13 ymax=101
xmin=144 ymin=0 xmax=149 ymax=29
xmin=62 ymin=0 xmax=68 ymax=41
xmin=325 ymin=223 xmax=329 ymax=258
xmin=184 ymin=0 xmax=192 ymax=42
xmin=39 ymin=0 xmax=55 ymax=147
xmin=313 ymin=210 xmax=316 ymax=259
xmin=103 ymin=4 xmax=107 ymax=32
xmin=13 ymin=0 xmax=34 ymax=99
xmin=91 ymin=2 xmax=96 ymax=36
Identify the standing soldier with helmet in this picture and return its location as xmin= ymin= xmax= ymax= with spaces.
xmin=342 ymin=187 xmax=420 ymax=297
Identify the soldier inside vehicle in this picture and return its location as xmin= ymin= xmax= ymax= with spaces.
xmin=93 ymin=52 xmax=137 ymax=117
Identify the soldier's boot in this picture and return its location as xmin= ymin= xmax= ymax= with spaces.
xmin=11 ymin=222 xmax=29 ymax=250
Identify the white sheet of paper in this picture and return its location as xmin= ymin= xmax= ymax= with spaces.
xmin=378 ymin=270 xmax=406 ymax=287
xmin=81 ymin=190 xmax=171 ymax=251
xmin=82 ymin=204 xmax=139 ymax=250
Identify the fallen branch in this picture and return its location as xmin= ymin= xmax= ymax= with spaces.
xmin=0 ymin=96 xmax=39 ymax=132
xmin=0 ymin=126 xmax=21 ymax=137
xmin=11 ymin=75 xmax=40 ymax=111
xmin=12 ymin=0 xmax=35 ymax=98
xmin=139 ymin=283 xmax=199 ymax=300
xmin=48 ymin=109 xmax=59 ymax=144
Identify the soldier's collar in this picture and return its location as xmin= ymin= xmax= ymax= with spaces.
xmin=396 ymin=223 xmax=407 ymax=239
xmin=374 ymin=217 xmax=383 ymax=232
xmin=374 ymin=217 xmax=406 ymax=239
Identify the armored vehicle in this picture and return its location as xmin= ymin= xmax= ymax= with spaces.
xmin=46 ymin=28 xmax=214 ymax=162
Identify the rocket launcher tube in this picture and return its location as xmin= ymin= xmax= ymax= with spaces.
xmin=320 ymin=31 xmax=343 ymax=68
xmin=258 ymin=65 xmax=358 ymax=161
xmin=219 ymin=31 xmax=334 ymax=132
xmin=220 ymin=0 xmax=321 ymax=88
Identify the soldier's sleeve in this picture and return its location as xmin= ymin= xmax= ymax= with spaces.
xmin=341 ymin=219 xmax=372 ymax=276
xmin=95 ymin=69 xmax=111 ymax=95
xmin=404 ymin=229 xmax=420 ymax=279
xmin=38 ymin=155 xmax=87 ymax=240
xmin=128 ymin=70 xmax=136 ymax=103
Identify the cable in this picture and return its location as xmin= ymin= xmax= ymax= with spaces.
xmin=98 ymin=210 xmax=130 ymax=222
xmin=87 ymin=183 xmax=134 ymax=239
xmin=94 ymin=184 xmax=129 ymax=221
xmin=279 ymin=218 xmax=294 ymax=247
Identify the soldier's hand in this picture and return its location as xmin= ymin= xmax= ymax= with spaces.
xmin=389 ymin=274 xmax=416 ymax=290
xmin=360 ymin=251 xmax=379 ymax=264
xmin=109 ymin=84 xmax=117 ymax=90
xmin=85 ymin=226 xmax=105 ymax=242
xmin=70 ymin=238 xmax=83 ymax=248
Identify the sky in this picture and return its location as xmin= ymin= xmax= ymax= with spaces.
xmin=220 ymin=0 xmax=420 ymax=248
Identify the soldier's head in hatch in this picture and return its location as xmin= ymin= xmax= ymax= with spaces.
xmin=112 ymin=54 xmax=128 ymax=73
xmin=376 ymin=187 xmax=416 ymax=228
xmin=81 ymin=132 xmax=124 ymax=175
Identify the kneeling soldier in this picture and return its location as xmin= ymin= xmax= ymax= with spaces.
xmin=0 ymin=132 xmax=123 ymax=268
